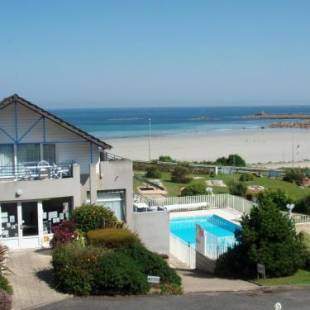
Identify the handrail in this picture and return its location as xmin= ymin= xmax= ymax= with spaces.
xmin=101 ymin=152 xmax=125 ymax=161
xmin=0 ymin=162 xmax=73 ymax=180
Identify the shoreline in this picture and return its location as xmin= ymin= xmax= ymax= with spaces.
xmin=105 ymin=129 xmax=310 ymax=165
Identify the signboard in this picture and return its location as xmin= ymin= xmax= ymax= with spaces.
xmin=147 ymin=275 xmax=160 ymax=284
xmin=257 ymin=263 xmax=266 ymax=279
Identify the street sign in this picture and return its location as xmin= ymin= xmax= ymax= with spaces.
xmin=147 ymin=275 xmax=160 ymax=284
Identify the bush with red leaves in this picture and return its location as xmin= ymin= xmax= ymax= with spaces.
xmin=50 ymin=220 xmax=77 ymax=248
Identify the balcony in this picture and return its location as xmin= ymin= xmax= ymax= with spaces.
xmin=0 ymin=163 xmax=81 ymax=202
xmin=0 ymin=161 xmax=73 ymax=181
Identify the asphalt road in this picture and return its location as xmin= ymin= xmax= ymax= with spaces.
xmin=39 ymin=288 xmax=310 ymax=310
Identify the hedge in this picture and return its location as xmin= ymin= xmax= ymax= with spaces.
xmin=120 ymin=242 xmax=181 ymax=286
xmin=72 ymin=204 xmax=118 ymax=233
xmin=87 ymin=228 xmax=138 ymax=249
xmin=93 ymin=251 xmax=149 ymax=295
xmin=52 ymin=242 xmax=104 ymax=295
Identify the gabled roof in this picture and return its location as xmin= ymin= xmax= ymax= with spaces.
xmin=0 ymin=94 xmax=112 ymax=149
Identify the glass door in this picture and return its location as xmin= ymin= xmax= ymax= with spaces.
xmin=0 ymin=203 xmax=18 ymax=238
xmin=21 ymin=202 xmax=39 ymax=237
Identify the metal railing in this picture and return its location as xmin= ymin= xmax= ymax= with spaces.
xmin=0 ymin=162 xmax=73 ymax=180
xmin=101 ymin=152 xmax=124 ymax=161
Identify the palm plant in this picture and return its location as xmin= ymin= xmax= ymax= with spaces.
xmin=0 ymin=244 xmax=9 ymax=274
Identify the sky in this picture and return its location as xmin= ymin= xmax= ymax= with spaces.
xmin=0 ymin=0 xmax=310 ymax=108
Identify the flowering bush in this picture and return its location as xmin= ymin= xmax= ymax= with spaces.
xmin=50 ymin=220 xmax=77 ymax=248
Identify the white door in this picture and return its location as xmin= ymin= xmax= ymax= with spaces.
xmin=0 ymin=201 xmax=41 ymax=249
xmin=19 ymin=202 xmax=40 ymax=248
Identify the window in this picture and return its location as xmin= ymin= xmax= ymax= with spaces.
xmin=42 ymin=198 xmax=71 ymax=234
xmin=17 ymin=144 xmax=40 ymax=164
xmin=0 ymin=203 xmax=18 ymax=238
xmin=0 ymin=145 xmax=14 ymax=176
xmin=97 ymin=190 xmax=125 ymax=221
xmin=43 ymin=144 xmax=56 ymax=164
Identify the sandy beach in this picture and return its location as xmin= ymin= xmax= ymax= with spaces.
xmin=106 ymin=130 xmax=310 ymax=165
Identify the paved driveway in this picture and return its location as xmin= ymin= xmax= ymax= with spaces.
xmin=38 ymin=288 xmax=310 ymax=310
xmin=6 ymin=249 xmax=70 ymax=310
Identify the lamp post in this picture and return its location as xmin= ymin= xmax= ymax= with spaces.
xmin=286 ymin=203 xmax=295 ymax=218
xmin=148 ymin=118 xmax=152 ymax=162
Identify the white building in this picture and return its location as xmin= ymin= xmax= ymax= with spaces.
xmin=0 ymin=94 xmax=133 ymax=249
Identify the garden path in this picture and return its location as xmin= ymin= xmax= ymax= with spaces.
xmin=6 ymin=249 xmax=70 ymax=310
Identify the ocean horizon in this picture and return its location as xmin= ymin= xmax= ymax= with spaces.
xmin=52 ymin=105 xmax=310 ymax=140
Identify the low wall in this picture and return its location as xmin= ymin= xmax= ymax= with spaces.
xmin=132 ymin=211 xmax=169 ymax=255
xmin=195 ymin=251 xmax=216 ymax=273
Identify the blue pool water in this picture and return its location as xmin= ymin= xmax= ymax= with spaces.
xmin=170 ymin=215 xmax=239 ymax=247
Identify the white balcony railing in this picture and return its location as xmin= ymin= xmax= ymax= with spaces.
xmin=0 ymin=161 xmax=73 ymax=181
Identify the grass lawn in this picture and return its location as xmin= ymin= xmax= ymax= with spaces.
xmin=134 ymin=170 xmax=310 ymax=200
xmin=256 ymin=269 xmax=310 ymax=286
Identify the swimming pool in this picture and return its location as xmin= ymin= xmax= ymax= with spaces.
xmin=170 ymin=214 xmax=239 ymax=247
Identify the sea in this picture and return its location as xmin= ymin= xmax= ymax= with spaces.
xmin=53 ymin=105 xmax=310 ymax=139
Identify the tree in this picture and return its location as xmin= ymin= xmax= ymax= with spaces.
xmin=181 ymin=182 xmax=206 ymax=196
xmin=229 ymin=181 xmax=247 ymax=197
xmin=227 ymin=154 xmax=246 ymax=167
xmin=215 ymin=154 xmax=246 ymax=167
xmin=158 ymin=155 xmax=175 ymax=163
xmin=145 ymin=166 xmax=161 ymax=179
xmin=216 ymin=198 xmax=306 ymax=278
xmin=257 ymin=189 xmax=292 ymax=211
xmin=171 ymin=166 xmax=191 ymax=183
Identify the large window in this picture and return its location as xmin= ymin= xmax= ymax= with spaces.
xmin=86 ymin=190 xmax=126 ymax=221
xmin=97 ymin=190 xmax=125 ymax=221
xmin=43 ymin=144 xmax=56 ymax=164
xmin=17 ymin=144 xmax=40 ymax=164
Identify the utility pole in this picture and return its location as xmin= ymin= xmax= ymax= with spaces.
xmin=148 ymin=118 xmax=152 ymax=162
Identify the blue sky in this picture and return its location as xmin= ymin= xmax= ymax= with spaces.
xmin=0 ymin=0 xmax=309 ymax=107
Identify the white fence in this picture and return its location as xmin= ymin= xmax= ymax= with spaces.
xmin=170 ymin=234 xmax=196 ymax=269
xmin=135 ymin=193 xmax=253 ymax=215
xmin=291 ymin=213 xmax=310 ymax=224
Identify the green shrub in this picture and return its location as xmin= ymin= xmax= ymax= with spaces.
xmin=229 ymin=181 xmax=247 ymax=197
xmin=0 ymin=275 xmax=12 ymax=295
xmin=72 ymin=204 xmax=118 ymax=233
xmin=87 ymin=228 xmax=138 ymax=249
xmin=52 ymin=242 xmax=104 ymax=295
xmin=239 ymin=173 xmax=255 ymax=182
xmin=145 ymin=166 xmax=162 ymax=179
xmin=158 ymin=155 xmax=175 ymax=163
xmin=216 ymin=200 xmax=306 ymax=278
xmin=171 ymin=166 xmax=191 ymax=183
xmin=0 ymin=289 xmax=11 ymax=310
xmin=296 ymin=194 xmax=310 ymax=215
xmin=283 ymin=168 xmax=305 ymax=185
xmin=181 ymin=182 xmax=206 ymax=196
xmin=215 ymin=154 xmax=246 ymax=167
xmin=257 ymin=189 xmax=292 ymax=211
xmin=93 ymin=251 xmax=149 ymax=295
xmin=160 ymin=283 xmax=183 ymax=295
xmin=120 ymin=242 xmax=181 ymax=286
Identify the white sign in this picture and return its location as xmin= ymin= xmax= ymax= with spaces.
xmin=257 ymin=263 xmax=266 ymax=278
xmin=147 ymin=275 xmax=160 ymax=284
